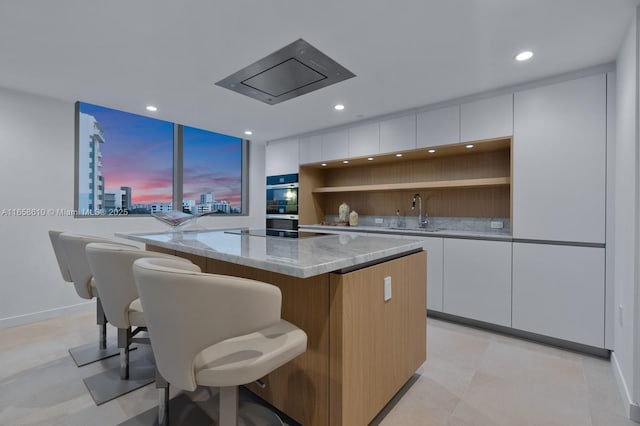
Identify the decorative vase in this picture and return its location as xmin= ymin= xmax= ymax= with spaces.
xmin=338 ymin=202 xmax=350 ymax=222
xmin=349 ymin=210 xmax=359 ymax=226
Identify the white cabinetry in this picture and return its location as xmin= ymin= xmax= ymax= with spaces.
xmin=265 ymin=138 xmax=299 ymax=176
xmin=321 ymin=129 xmax=349 ymax=161
xmin=443 ymin=239 xmax=512 ymax=327
xmin=348 ymin=122 xmax=380 ymax=157
xmin=513 ymin=74 xmax=606 ymax=243
xmin=380 ymin=114 xmax=416 ymax=154
xmin=460 ymin=94 xmax=513 ymax=142
xmin=512 ymin=242 xmax=605 ymax=348
xmin=417 ymin=106 xmax=460 ymax=148
xmin=421 ymin=237 xmax=444 ymax=312
xmin=299 ymin=134 xmax=322 ymax=165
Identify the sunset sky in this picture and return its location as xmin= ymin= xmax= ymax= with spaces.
xmin=79 ymin=103 xmax=242 ymax=206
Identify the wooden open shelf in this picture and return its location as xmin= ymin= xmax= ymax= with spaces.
xmin=299 ymin=137 xmax=513 ymax=225
xmin=313 ymin=177 xmax=510 ymax=193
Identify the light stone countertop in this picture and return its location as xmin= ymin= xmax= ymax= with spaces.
xmin=117 ymin=229 xmax=423 ymax=278
xmin=300 ymin=224 xmax=513 ymax=241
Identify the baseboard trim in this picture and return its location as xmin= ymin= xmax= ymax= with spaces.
xmin=0 ymin=301 xmax=95 ymax=329
xmin=428 ymin=310 xmax=610 ymax=357
xmin=611 ymin=352 xmax=640 ymax=423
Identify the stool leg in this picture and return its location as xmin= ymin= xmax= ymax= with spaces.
xmin=117 ymin=327 xmax=131 ymax=380
xmin=96 ymin=297 xmax=107 ymax=350
xmin=219 ymin=386 xmax=238 ymax=426
xmin=156 ymin=370 xmax=170 ymax=426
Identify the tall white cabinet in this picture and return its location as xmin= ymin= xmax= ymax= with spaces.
xmin=513 ymin=74 xmax=607 ymax=243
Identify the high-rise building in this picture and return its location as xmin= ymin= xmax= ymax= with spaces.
xmin=78 ymin=113 xmax=105 ymax=212
xmin=103 ymin=192 xmax=117 ymax=210
xmin=200 ymin=192 xmax=214 ymax=205
xmin=212 ymin=200 xmax=231 ymax=214
xmin=104 ymin=186 xmax=132 ymax=211
xmin=120 ymin=186 xmax=131 ymax=211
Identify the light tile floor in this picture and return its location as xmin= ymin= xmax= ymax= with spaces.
xmin=0 ymin=311 xmax=635 ymax=426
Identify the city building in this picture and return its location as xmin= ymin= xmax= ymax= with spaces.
xmin=148 ymin=203 xmax=173 ymax=213
xmin=77 ymin=113 xmax=104 ymax=212
xmin=104 ymin=186 xmax=132 ymax=211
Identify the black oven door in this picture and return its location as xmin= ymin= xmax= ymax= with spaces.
xmin=266 ymin=185 xmax=298 ymax=215
xmin=266 ymin=216 xmax=299 ymax=231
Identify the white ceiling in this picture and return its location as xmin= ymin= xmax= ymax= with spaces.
xmin=0 ymin=0 xmax=637 ymax=143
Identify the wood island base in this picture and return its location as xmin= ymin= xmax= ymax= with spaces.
xmin=148 ymin=245 xmax=427 ymax=426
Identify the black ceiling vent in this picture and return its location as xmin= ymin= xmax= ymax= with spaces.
xmin=215 ymin=39 xmax=355 ymax=105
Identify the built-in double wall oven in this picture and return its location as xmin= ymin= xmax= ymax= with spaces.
xmin=266 ymin=173 xmax=299 ymax=231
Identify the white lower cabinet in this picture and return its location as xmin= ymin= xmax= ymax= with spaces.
xmin=367 ymin=233 xmax=443 ymax=312
xmin=512 ymin=243 xmax=604 ymax=348
xmin=422 ymin=237 xmax=444 ymax=312
xmin=443 ymin=239 xmax=512 ymax=327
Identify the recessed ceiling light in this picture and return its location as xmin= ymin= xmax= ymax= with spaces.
xmin=367 ymin=157 xmax=374 ymax=161
xmin=395 ymin=153 xmax=403 ymax=157
xmin=244 ymin=130 xmax=253 ymax=135
xmin=321 ymin=163 xmax=327 ymax=167
xmin=428 ymin=149 xmax=436 ymax=153
xmin=465 ymin=144 xmax=474 ymax=149
xmin=146 ymin=105 xmax=158 ymax=112
xmin=334 ymin=104 xmax=345 ymax=111
xmin=515 ymin=50 xmax=534 ymax=61
xmin=343 ymin=160 xmax=349 ymax=164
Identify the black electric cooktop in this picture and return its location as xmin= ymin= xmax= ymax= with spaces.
xmin=224 ymin=229 xmax=325 ymax=239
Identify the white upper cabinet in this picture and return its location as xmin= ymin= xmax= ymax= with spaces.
xmin=265 ymin=138 xmax=299 ymax=176
xmin=348 ymin=122 xmax=380 ymax=157
xmin=443 ymin=239 xmax=512 ymax=327
xmin=379 ymin=114 xmax=417 ymax=154
xmin=321 ymin=129 xmax=349 ymax=161
xmin=299 ymin=134 xmax=322 ymax=165
xmin=460 ymin=94 xmax=513 ymax=142
xmin=513 ymin=74 xmax=606 ymax=243
xmin=417 ymin=105 xmax=460 ymax=148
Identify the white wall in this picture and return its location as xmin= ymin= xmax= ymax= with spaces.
xmin=612 ymin=9 xmax=640 ymax=421
xmin=0 ymin=86 xmax=266 ymax=328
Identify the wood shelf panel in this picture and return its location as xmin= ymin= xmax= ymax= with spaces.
xmin=313 ymin=177 xmax=511 ymax=193
xmin=319 ymin=186 xmax=510 ymax=218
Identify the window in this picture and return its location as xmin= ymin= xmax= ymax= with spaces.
xmin=182 ymin=126 xmax=243 ymax=215
xmin=75 ymin=102 xmax=248 ymax=216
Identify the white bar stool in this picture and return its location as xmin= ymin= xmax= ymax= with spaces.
xmin=133 ymin=257 xmax=308 ymax=426
xmin=48 ymin=231 xmax=130 ymax=366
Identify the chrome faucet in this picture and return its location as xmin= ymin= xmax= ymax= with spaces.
xmin=411 ymin=193 xmax=429 ymax=228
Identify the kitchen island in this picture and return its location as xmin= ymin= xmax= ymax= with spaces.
xmin=119 ymin=229 xmax=427 ymax=426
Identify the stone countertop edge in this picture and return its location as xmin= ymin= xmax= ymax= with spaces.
xmin=116 ymin=230 xmax=423 ymax=279
xmin=299 ymin=224 xmax=513 ymax=241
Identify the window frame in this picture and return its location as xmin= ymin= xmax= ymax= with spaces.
xmin=74 ymin=102 xmax=249 ymax=217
